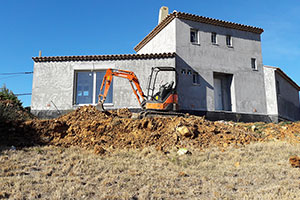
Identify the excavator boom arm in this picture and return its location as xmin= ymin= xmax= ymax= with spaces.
xmin=98 ymin=68 xmax=146 ymax=107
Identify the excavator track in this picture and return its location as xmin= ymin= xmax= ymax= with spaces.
xmin=139 ymin=110 xmax=186 ymax=118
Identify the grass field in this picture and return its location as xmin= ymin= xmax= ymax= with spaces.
xmin=1 ymin=141 xmax=300 ymax=199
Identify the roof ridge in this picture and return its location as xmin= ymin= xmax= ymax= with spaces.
xmin=175 ymin=11 xmax=263 ymax=32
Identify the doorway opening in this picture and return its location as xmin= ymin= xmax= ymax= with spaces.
xmin=213 ymin=72 xmax=233 ymax=111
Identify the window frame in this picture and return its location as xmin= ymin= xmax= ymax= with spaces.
xmin=211 ymin=32 xmax=217 ymax=45
xmin=226 ymin=35 xmax=233 ymax=47
xmin=193 ymin=71 xmax=200 ymax=85
xmin=190 ymin=28 xmax=199 ymax=44
xmin=74 ymin=70 xmax=113 ymax=106
xmin=251 ymin=58 xmax=257 ymax=71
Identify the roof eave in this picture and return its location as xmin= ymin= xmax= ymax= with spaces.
xmin=275 ymin=68 xmax=300 ymax=91
xmin=264 ymin=66 xmax=300 ymax=91
xmin=32 ymin=52 xmax=176 ymax=63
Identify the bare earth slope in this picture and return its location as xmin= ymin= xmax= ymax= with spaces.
xmin=22 ymin=105 xmax=300 ymax=153
xmin=1 ymin=142 xmax=300 ymax=199
xmin=1 ymin=105 xmax=300 ymax=199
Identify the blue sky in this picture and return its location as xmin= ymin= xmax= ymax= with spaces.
xmin=0 ymin=0 xmax=299 ymax=106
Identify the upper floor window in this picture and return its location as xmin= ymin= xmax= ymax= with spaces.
xmin=251 ymin=58 xmax=257 ymax=70
xmin=226 ymin=35 xmax=232 ymax=46
xmin=211 ymin=32 xmax=217 ymax=44
xmin=193 ymin=72 xmax=200 ymax=85
xmin=75 ymin=71 xmax=113 ymax=105
xmin=190 ymin=29 xmax=199 ymax=44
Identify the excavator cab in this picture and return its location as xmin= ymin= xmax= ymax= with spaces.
xmin=144 ymin=67 xmax=178 ymax=111
xmin=152 ymin=81 xmax=174 ymax=102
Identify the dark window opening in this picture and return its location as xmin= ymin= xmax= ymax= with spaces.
xmin=75 ymin=72 xmax=93 ymax=104
xmin=75 ymin=71 xmax=113 ymax=105
xmin=211 ymin=32 xmax=217 ymax=44
xmin=251 ymin=58 xmax=257 ymax=70
xmin=226 ymin=35 xmax=232 ymax=46
xmin=193 ymin=72 xmax=200 ymax=84
xmin=190 ymin=29 xmax=198 ymax=43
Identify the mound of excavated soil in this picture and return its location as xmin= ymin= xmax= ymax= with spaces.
xmin=19 ymin=105 xmax=300 ymax=153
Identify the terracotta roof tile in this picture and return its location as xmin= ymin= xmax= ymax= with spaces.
xmin=134 ymin=11 xmax=264 ymax=52
xmin=32 ymin=52 xmax=176 ymax=63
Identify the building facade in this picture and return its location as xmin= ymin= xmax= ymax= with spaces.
xmin=31 ymin=10 xmax=300 ymax=121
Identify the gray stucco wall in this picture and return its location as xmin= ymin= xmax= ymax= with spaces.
xmin=31 ymin=58 xmax=175 ymax=117
xmin=137 ymin=20 xmax=176 ymax=54
xmin=264 ymin=67 xmax=278 ymax=115
xmin=175 ymin=18 xmax=267 ymax=115
xmin=275 ymin=72 xmax=300 ymax=121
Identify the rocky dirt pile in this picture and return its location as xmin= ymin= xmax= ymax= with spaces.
xmin=18 ymin=105 xmax=300 ymax=153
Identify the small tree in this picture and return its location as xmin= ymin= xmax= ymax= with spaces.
xmin=0 ymin=84 xmax=22 ymax=106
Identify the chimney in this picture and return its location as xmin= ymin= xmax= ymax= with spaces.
xmin=39 ymin=50 xmax=42 ymax=57
xmin=158 ymin=6 xmax=169 ymax=24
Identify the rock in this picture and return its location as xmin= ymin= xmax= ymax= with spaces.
xmin=289 ymin=156 xmax=300 ymax=168
xmin=94 ymin=145 xmax=106 ymax=155
xmin=176 ymin=126 xmax=192 ymax=137
xmin=131 ymin=113 xmax=140 ymax=119
xmin=251 ymin=125 xmax=257 ymax=132
xmin=178 ymin=171 xmax=189 ymax=177
xmin=234 ymin=162 xmax=240 ymax=168
xmin=177 ymin=148 xmax=191 ymax=155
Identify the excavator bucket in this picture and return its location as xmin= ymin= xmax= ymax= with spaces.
xmin=96 ymin=102 xmax=105 ymax=112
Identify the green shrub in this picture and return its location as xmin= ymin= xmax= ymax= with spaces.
xmin=0 ymin=85 xmax=32 ymax=122
xmin=0 ymin=84 xmax=22 ymax=107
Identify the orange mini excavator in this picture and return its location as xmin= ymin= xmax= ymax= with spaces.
xmin=96 ymin=67 xmax=181 ymax=116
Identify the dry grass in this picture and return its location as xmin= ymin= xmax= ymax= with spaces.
xmin=1 ymin=141 xmax=300 ymax=199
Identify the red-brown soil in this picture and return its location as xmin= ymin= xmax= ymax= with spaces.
xmin=2 ymin=103 xmax=300 ymax=153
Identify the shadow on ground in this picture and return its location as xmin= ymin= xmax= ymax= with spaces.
xmin=0 ymin=120 xmax=41 ymax=151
